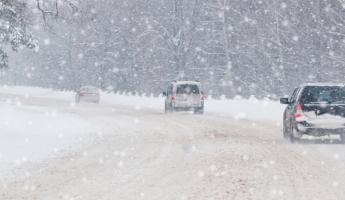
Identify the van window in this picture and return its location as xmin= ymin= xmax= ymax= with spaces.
xmin=176 ymin=84 xmax=200 ymax=95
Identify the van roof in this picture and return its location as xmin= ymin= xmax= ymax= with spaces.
xmin=301 ymin=83 xmax=345 ymax=87
xmin=171 ymin=81 xmax=201 ymax=85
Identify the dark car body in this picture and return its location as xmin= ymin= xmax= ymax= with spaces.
xmin=280 ymin=83 xmax=345 ymax=143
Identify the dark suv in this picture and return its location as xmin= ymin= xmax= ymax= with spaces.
xmin=280 ymin=83 xmax=345 ymax=143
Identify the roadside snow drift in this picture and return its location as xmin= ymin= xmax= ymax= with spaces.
xmin=0 ymin=85 xmax=284 ymax=175
xmin=0 ymin=86 xmax=284 ymax=121
xmin=0 ymin=101 xmax=94 ymax=176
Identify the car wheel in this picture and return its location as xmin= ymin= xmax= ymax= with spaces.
xmin=194 ymin=107 xmax=204 ymax=114
xmin=171 ymin=104 xmax=175 ymax=112
xmin=165 ymin=103 xmax=173 ymax=113
xmin=288 ymin=125 xmax=297 ymax=143
xmin=283 ymin=119 xmax=289 ymax=139
xmin=165 ymin=104 xmax=169 ymax=113
xmin=340 ymin=133 xmax=345 ymax=144
xmin=75 ymin=96 xmax=80 ymax=103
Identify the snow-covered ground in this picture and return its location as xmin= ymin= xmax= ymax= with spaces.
xmin=0 ymin=87 xmax=97 ymax=176
xmin=0 ymin=85 xmax=283 ymax=170
xmin=2 ymin=86 xmax=345 ymax=200
xmin=0 ymin=86 xmax=283 ymax=178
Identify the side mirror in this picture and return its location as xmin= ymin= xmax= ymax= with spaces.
xmin=280 ymin=98 xmax=290 ymax=105
xmin=162 ymin=91 xmax=167 ymax=96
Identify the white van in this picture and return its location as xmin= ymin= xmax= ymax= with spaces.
xmin=163 ymin=81 xmax=204 ymax=114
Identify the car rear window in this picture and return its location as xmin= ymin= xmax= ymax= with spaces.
xmin=300 ymin=86 xmax=345 ymax=104
xmin=176 ymin=84 xmax=200 ymax=94
xmin=81 ymin=87 xmax=98 ymax=93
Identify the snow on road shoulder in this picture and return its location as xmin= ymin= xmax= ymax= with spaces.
xmin=0 ymin=85 xmax=75 ymax=102
xmin=206 ymin=95 xmax=284 ymax=122
xmin=0 ymin=85 xmax=285 ymax=122
xmin=0 ymin=101 xmax=95 ymax=176
xmin=101 ymin=93 xmax=284 ymax=122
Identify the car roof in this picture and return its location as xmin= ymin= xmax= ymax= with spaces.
xmin=171 ymin=81 xmax=201 ymax=85
xmin=80 ymin=86 xmax=98 ymax=90
xmin=300 ymin=83 xmax=345 ymax=87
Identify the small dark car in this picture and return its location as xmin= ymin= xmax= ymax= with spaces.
xmin=280 ymin=83 xmax=345 ymax=143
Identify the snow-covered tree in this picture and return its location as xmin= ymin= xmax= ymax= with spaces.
xmin=0 ymin=0 xmax=36 ymax=68
xmin=6 ymin=0 xmax=345 ymax=98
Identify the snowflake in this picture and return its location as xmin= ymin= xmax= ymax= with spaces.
xmin=281 ymin=2 xmax=287 ymax=9
xmin=43 ymin=39 xmax=50 ymax=45
xmin=78 ymin=53 xmax=84 ymax=59
xmin=282 ymin=20 xmax=289 ymax=27
xmin=244 ymin=16 xmax=250 ymax=22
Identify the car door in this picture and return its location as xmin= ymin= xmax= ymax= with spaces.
xmin=285 ymin=87 xmax=300 ymax=128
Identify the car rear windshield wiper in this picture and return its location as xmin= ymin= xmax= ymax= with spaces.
xmin=306 ymin=101 xmax=330 ymax=105
xmin=329 ymin=101 xmax=345 ymax=104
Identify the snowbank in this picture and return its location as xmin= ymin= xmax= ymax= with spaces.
xmin=0 ymin=85 xmax=285 ymax=122
xmin=0 ymin=85 xmax=285 ymax=176
xmin=0 ymin=97 xmax=95 ymax=176
xmin=100 ymin=93 xmax=284 ymax=121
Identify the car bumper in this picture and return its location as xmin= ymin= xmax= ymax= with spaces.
xmin=173 ymin=102 xmax=203 ymax=108
xmin=296 ymin=122 xmax=345 ymax=136
xmin=78 ymin=96 xmax=100 ymax=102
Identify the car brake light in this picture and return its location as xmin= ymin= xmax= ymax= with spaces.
xmin=172 ymin=96 xmax=176 ymax=101
xmin=79 ymin=93 xmax=84 ymax=96
xmin=295 ymin=103 xmax=304 ymax=118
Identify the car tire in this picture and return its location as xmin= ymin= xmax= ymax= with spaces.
xmin=340 ymin=133 xmax=345 ymax=144
xmin=283 ymin=118 xmax=299 ymax=143
xmin=165 ymin=103 xmax=172 ymax=113
xmin=165 ymin=104 xmax=169 ymax=113
xmin=75 ymin=96 xmax=80 ymax=103
xmin=194 ymin=107 xmax=204 ymax=114
xmin=283 ymin=119 xmax=289 ymax=139
xmin=171 ymin=104 xmax=175 ymax=112
xmin=288 ymin=125 xmax=297 ymax=143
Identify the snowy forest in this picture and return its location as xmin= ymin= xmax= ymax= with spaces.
xmin=1 ymin=0 xmax=345 ymax=98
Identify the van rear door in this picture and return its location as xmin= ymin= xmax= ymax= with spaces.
xmin=175 ymin=84 xmax=201 ymax=107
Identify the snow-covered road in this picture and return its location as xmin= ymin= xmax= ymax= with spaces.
xmin=1 ymin=87 xmax=345 ymax=200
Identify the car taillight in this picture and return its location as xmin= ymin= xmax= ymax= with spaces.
xmin=79 ymin=93 xmax=85 ymax=96
xmin=295 ymin=103 xmax=304 ymax=118
xmin=172 ymin=96 xmax=176 ymax=101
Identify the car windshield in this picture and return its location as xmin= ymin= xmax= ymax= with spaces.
xmin=300 ymin=86 xmax=345 ymax=104
xmin=176 ymin=84 xmax=200 ymax=94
